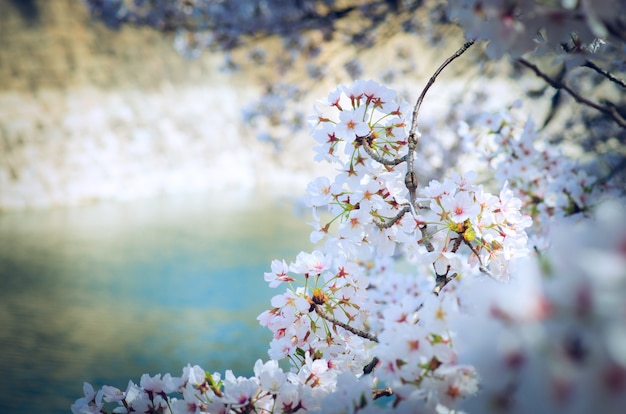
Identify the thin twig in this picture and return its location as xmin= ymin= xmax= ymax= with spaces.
xmin=404 ymin=39 xmax=475 ymax=219
xmin=409 ymin=39 xmax=475 ymax=138
xmin=584 ymin=60 xmax=626 ymax=88
xmin=314 ymin=304 xmax=379 ymax=343
xmin=358 ymin=135 xmax=407 ymax=166
xmin=479 ymin=266 xmax=494 ymax=278
xmin=375 ymin=205 xmax=411 ymax=229
xmin=517 ymin=58 xmax=626 ymax=128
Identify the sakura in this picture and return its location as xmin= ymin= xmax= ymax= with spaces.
xmin=72 ymin=2 xmax=626 ymax=409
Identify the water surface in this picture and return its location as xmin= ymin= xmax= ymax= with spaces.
xmin=0 ymin=192 xmax=311 ymax=413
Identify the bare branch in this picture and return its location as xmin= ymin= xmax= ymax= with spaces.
xmin=367 ymin=40 xmax=475 ymax=298
xmin=409 ymin=39 xmax=476 ymax=138
xmin=314 ymin=304 xmax=379 ymax=343
xmin=517 ymin=58 xmax=626 ymax=128
xmin=584 ymin=60 xmax=626 ymax=88
xmin=404 ymin=39 xmax=475 ymax=214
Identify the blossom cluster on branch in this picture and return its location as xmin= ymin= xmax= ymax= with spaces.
xmin=457 ymin=103 xmax=617 ymax=235
xmin=73 ymin=1 xmax=626 ymax=413
xmin=72 ymin=77 xmax=533 ymax=414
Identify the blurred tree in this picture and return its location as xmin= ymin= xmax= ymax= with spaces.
xmin=82 ymin=0 xmax=626 ymax=184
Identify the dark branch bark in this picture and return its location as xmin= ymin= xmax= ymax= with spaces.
xmin=584 ymin=60 xmax=626 ymax=88
xmin=518 ymin=58 xmax=626 ymax=129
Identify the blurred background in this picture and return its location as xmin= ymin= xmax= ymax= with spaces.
xmin=0 ymin=1 xmax=318 ymax=412
xmin=0 ymin=0 xmax=326 ymax=210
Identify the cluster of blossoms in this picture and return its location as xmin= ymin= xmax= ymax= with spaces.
xmin=365 ymin=258 xmax=480 ymax=411
xmin=256 ymin=80 xmax=531 ymax=411
xmin=456 ymin=104 xmax=616 ymax=237
xmin=72 ymin=359 xmax=374 ymax=413
xmin=258 ymin=250 xmax=372 ymax=369
xmin=415 ymin=172 xmax=532 ymax=281
xmin=72 ymin=80 xmax=534 ymax=413
xmin=451 ymin=199 xmax=626 ymax=413
xmin=72 ymin=0 xmax=626 ymax=411
xmin=308 ymin=80 xmax=531 ymax=281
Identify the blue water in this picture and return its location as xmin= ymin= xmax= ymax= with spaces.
xmin=0 ymin=192 xmax=311 ymax=414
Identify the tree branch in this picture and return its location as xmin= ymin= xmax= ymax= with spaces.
xmin=314 ymin=304 xmax=379 ymax=343
xmin=375 ymin=205 xmax=411 ymax=229
xmin=409 ymin=39 xmax=475 ymax=138
xmin=357 ymin=134 xmax=407 ymax=166
xmin=404 ymin=39 xmax=475 ymax=218
xmin=584 ymin=60 xmax=626 ymax=88
xmin=517 ymin=58 xmax=626 ymax=128
xmin=418 ymin=223 xmax=435 ymax=253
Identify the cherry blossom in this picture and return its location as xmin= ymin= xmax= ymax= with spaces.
xmin=290 ymin=251 xmax=332 ymax=276
xmin=71 ymin=382 xmax=104 ymax=414
xmin=264 ymin=259 xmax=293 ymax=288
xmin=72 ymin=6 xmax=626 ymax=408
